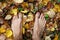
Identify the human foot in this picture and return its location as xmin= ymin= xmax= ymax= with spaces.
xmin=32 ymin=12 xmax=46 ymax=40
xmin=0 ymin=34 xmax=6 ymax=40
xmin=39 ymin=13 xmax=46 ymax=35
xmin=11 ymin=13 xmax=22 ymax=40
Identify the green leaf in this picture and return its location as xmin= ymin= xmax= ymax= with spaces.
xmin=58 ymin=32 xmax=60 ymax=40
xmin=39 ymin=4 xmax=44 ymax=9
xmin=57 ymin=0 xmax=60 ymax=3
xmin=45 ymin=14 xmax=49 ymax=20
xmin=51 ymin=0 xmax=54 ymax=3
xmin=45 ymin=14 xmax=49 ymax=18
xmin=18 ymin=7 xmax=23 ymax=11
xmin=32 ymin=9 xmax=37 ymax=13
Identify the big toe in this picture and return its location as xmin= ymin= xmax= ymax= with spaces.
xmin=18 ymin=13 xmax=22 ymax=18
xmin=18 ymin=13 xmax=22 ymax=20
xmin=35 ymin=12 xmax=40 ymax=19
xmin=12 ymin=15 xmax=18 ymax=20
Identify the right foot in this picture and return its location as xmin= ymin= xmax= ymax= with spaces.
xmin=0 ymin=34 xmax=6 ymax=40
xmin=32 ymin=12 xmax=46 ymax=40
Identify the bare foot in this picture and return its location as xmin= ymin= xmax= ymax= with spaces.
xmin=39 ymin=13 xmax=46 ymax=35
xmin=0 ymin=34 xmax=6 ymax=40
xmin=32 ymin=12 xmax=46 ymax=40
xmin=11 ymin=13 xmax=22 ymax=40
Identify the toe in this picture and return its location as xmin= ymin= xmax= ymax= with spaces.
xmin=43 ymin=15 xmax=46 ymax=24
xmin=43 ymin=18 xmax=46 ymax=27
xmin=34 ymin=12 xmax=39 ymax=31
xmin=35 ymin=12 xmax=40 ymax=19
xmin=18 ymin=13 xmax=22 ymax=19
xmin=35 ymin=12 xmax=40 ymax=22
xmin=40 ymin=13 xmax=44 ymax=19
xmin=0 ymin=34 xmax=6 ymax=40
xmin=42 ymin=15 xmax=44 ymax=20
xmin=12 ymin=15 xmax=18 ymax=20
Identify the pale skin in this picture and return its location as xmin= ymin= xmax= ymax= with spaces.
xmin=11 ymin=12 xmax=46 ymax=40
xmin=11 ymin=13 xmax=22 ymax=40
xmin=0 ymin=12 xmax=46 ymax=40
xmin=32 ymin=12 xmax=46 ymax=40
xmin=0 ymin=34 xmax=6 ymax=40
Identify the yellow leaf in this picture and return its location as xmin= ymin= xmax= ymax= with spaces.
xmin=53 ymin=34 xmax=58 ymax=40
xmin=53 ymin=8 xmax=58 ymax=12
xmin=21 ymin=10 xmax=28 ymax=13
xmin=58 ymin=8 xmax=60 ymax=12
xmin=0 ymin=27 xmax=6 ymax=33
xmin=54 ymin=4 xmax=60 ymax=12
xmin=10 ymin=8 xmax=18 ymax=15
xmin=25 ymin=23 xmax=29 ymax=29
xmin=54 ymin=4 xmax=59 ymax=9
xmin=21 ymin=2 xmax=29 ymax=8
xmin=13 ymin=0 xmax=24 ymax=3
xmin=22 ymin=28 xmax=25 ymax=34
xmin=50 ymin=27 xmax=55 ymax=31
xmin=5 ymin=29 xmax=13 ymax=38
xmin=5 ymin=15 xmax=12 ymax=20
xmin=43 ymin=0 xmax=50 ymax=5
